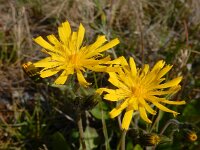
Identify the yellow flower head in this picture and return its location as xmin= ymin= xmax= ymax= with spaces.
xmin=33 ymin=21 xmax=119 ymax=87
xmin=97 ymin=57 xmax=185 ymax=130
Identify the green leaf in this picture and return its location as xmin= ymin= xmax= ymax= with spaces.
xmin=81 ymin=126 xmax=98 ymax=150
xmin=51 ymin=132 xmax=71 ymax=150
xmin=182 ymin=100 xmax=200 ymax=122
xmin=133 ymin=144 xmax=143 ymax=150
xmin=126 ymin=140 xmax=134 ymax=150
xmin=90 ymin=102 xmax=110 ymax=120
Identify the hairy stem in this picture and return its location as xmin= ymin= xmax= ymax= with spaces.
xmin=77 ymin=113 xmax=86 ymax=150
xmin=160 ymin=119 xmax=180 ymax=135
xmin=121 ymin=130 xmax=127 ymax=150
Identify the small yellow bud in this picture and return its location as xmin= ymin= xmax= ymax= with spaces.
xmin=184 ymin=129 xmax=198 ymax=142
xmin=140 ymin=133 xmax=161 ymax=146
xmin=22 ymin=62 xmax=42 ymax=82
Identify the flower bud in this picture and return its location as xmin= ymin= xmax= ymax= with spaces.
xmin=22 ymin=62 xmax=42 ymax=82
xmin=140 ymin=133 xmax=161 ymax=146
xmin=183 ymin=129 xmax=198 ymax=142
xmin=73 ymin=87 xmax=100 ymax=112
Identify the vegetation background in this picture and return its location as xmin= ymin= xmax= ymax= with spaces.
xmin=0 ymin=0 xmax=199 ymax=149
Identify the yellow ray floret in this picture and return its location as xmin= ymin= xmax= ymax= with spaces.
xmin=97 ymin=57 xmax=185 ymax=130
xmin=33 ymin=21 xmax=120 ymax=87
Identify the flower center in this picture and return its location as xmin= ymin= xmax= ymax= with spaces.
xmin=189 ymin=133 xmax=197 ymax=141
xmin=150 ymin=135 xmax=160 ymax=145
xmin=70 ymin=54 xmax=77 ymax=63
xmin=69 ymin=54 xmax=80 ymax=67
xmin=65 ymin=53 xmax=80 ymax=71
xmin=132 ymin=85 xmax=146 ymax=98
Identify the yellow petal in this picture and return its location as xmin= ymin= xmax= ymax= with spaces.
xmin=107 ymin=56 xmax=128 ymax=66
xmin=121 ymin=109 xmax=134 ymax=130
xmin=118 ymin=74 xmax=133 ymax=89
xmin=47 ymin=34 xmax=60 ymax=45
xmin=83 ymin=56 xmax=111 ymax=66
xmin=142 ymin=64 xmax=149 ymax=75
xmin=54 ymin=70 xmax=68 ymax=84
xmin=109 ymin=108 xmax=121 ymax=118
xmin=161 ymin=100 xmax=186 ymax=105
xmin=86 ymin=65 xmax=107 ymax=72
xmin=95 ymin=88 xmax=108 ymax=95
xmin=96 ymin=88 xmax=121 ymax=95
xmin=139 ymin=106 xmax=152 ymax=123
xmin=34 ymin=36 xmax=55 ymax=51
xmin=40 ymin=69 xmax=59 ymax=78
xmin=40 ymin=48 xmax=57 ymax=56
xmin=109 ymin=100 xmax=128 ymax=118
xmin=96 ymin=38 xmax=120 ymax=53
xmin=104 ymin=66 xmax=122 ymax=72
xmin=151 ymin=60 xmax=165 ymax=72
xmin=104 ymin=89 xmax=127 ymax=101
xmin=148 ymin=85 xmax=181 ymax=96
xmin=129 ymin=57 xmax=137 ymax=77
xmin=58 ymin=21 xmax=71 ymax=44
xmin=169 ymin=85 xmax=182 ymax=93
xmin=157 ymin=65 xmax=172 ymax=79
xmin=77 ymin=23 xmax=85 ymax=49
xmin=139 ymin=98 xmax=156 ymax=115
xmin=145 ymin=95 xmax=164 ymax=103
xmin=89 ymin=35 xmax=107 ymax=50
xmin=129 ymin=97 xmax=138 ymax=110
xmin=76 ymin=70 xmax=91 ymax=87
xmin=84 ymin=36 xmax=107 ymax=58
xmin=142 ymin=71 xmax=157 ymax=86
xmin=34 ymin=57 xmax=51 ymax=67
xmin=139 ymin=64 xmax=149 ymax=79
xmin=71 ymin=32 xmax=77 ymax=43
xmin=35 ymin=61 xmax=60 ymax=69
xmin=153 ymin=102 xmax=179 ymax=115
xmin=108 ymin=72 xmax=128 ymax=89
xmin=51 ymin=54 xmax=65 ymax=62
xmin=104 ymin=94 xmax=123 ymax=101
xmin=155 ymin=77 xmax=182 ymax=89
xmin=68 ymin=32 xmax=77 ymax=52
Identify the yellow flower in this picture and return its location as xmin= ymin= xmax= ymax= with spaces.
xmin=33 ymin=21 xmax=119 ymax=87
xmin=97 ymin=57 xmax=185 ymax=130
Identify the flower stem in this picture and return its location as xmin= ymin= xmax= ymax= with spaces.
xmin=121 ymin=130 xmax=127 ymax=150
xmin=100 ymin=103 xmax=110 ymax=150
xmin=160 ymin=119 xmax=180 ymax=135
xmin=77 ymin=113 xmax=86 ymax=150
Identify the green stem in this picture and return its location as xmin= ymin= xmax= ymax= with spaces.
xmin=77 ymin=113 xmax=86 ymax=150
xmin=121 ymin=130 xmax=126 ymax=150
xmin=160 ymin=119 xmax=180 ymax=135
xmin=101 ymin=104 xmax=110 ymax=150
xmin=93 ymin=72 xmax=98 ymax=88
